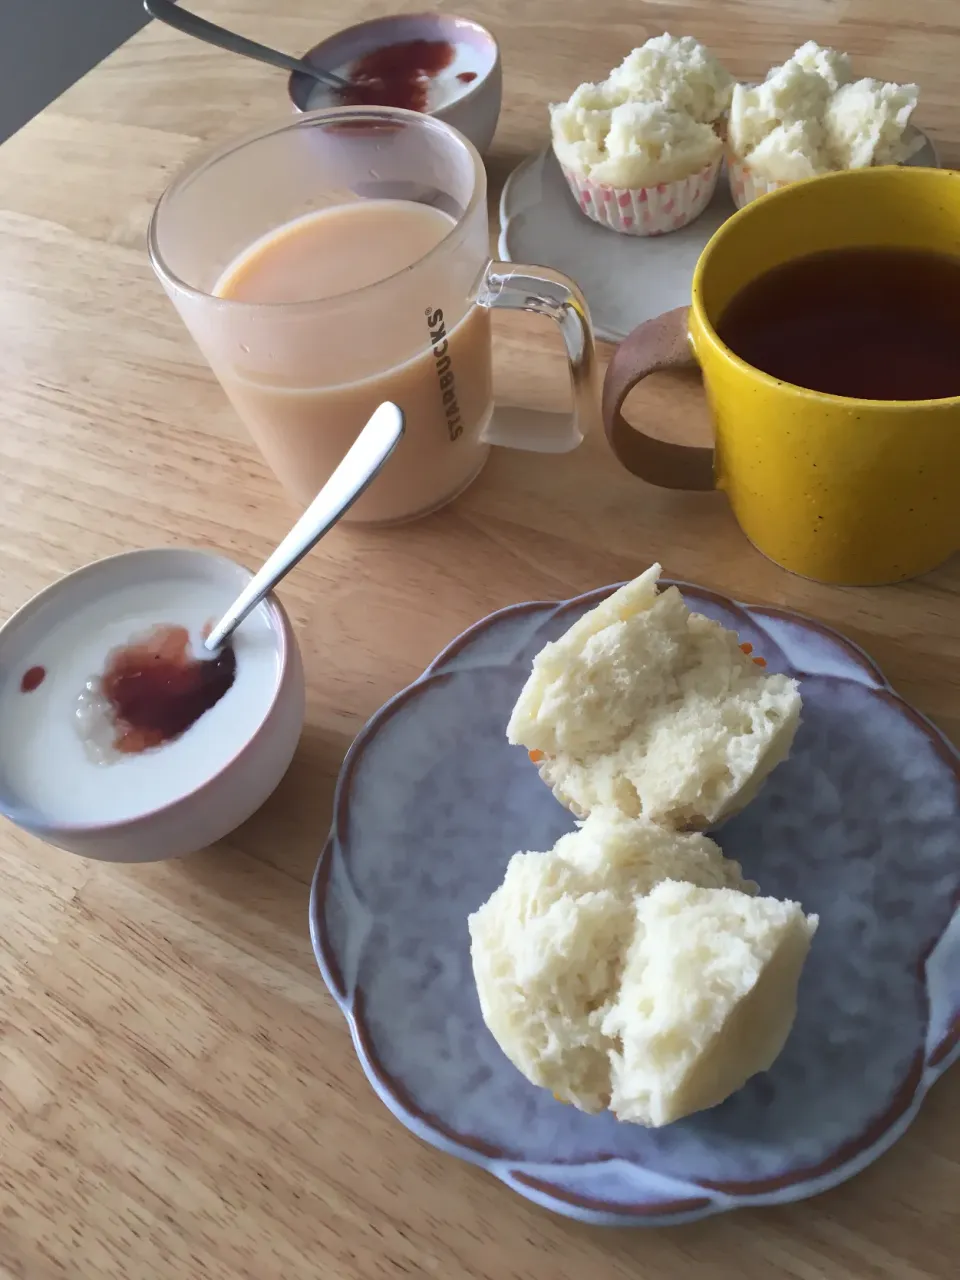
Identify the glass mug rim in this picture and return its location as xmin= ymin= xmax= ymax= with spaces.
xmin=690 ymin=164 xmax=960 ymax=409
xmin=147 ymin=105 xmax=485 ymax=314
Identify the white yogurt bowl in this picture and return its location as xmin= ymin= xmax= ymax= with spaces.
xmin=0 ymin=549 xmax=305 ymax=861
xmin=289 ymin=12 xmax=502 ymax=154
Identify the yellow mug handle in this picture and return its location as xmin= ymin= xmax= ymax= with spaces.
xmin=601 ymin=306 xmax=714 ymax=490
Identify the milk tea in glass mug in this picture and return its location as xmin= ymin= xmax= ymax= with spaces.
xmin=149 ymin=108 xmax=597 ymax=523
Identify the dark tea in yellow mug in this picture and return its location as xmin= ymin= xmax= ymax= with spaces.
xmin=602 ymin=166 xmax=960 ymax=585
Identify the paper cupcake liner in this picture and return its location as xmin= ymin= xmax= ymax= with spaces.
xmin=726 ymin=130 xmax=934 ymax=209
xmin=559 ymin=158 xmax=721 ymax=236
xmin=725 ymin=150 xmax=789 ymax=209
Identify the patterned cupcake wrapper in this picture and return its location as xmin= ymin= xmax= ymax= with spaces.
xmin=725 ymin=126 xmax=932 ymax=209
xmin=559 ymin=157 xmax=721 ymax=236
xmin=725 ymin=150 xmax=789 ymax=209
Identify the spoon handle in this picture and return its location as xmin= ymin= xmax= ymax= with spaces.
xmin=143 ymin=0 xmax=350 ymax=90
xmin=204 ymin=403 xmax=405 ymax=653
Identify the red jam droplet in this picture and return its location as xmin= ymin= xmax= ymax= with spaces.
xmin=343 ymin=39 xmax=455 ymax=113
xmin=20 ymin=665 xmax=46 ymax=693
xmin=457 ymin=71 xmax=477 ymax=84
xmin=100 ymin=624 xmax=236 ymax=754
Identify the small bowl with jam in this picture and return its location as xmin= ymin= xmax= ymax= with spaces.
xmin=289 ymin=12 xmax=502 ymax=154
xmin=0 ymin=548 xmax=304 ymax=861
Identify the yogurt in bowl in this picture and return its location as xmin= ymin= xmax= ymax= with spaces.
xmin=0 ymin=549 xmax=305 ymax=861
xmin=306 ymin=36 xmax=490 ymax=114
xmin=289 ymin=13 xmax=502 ymax=154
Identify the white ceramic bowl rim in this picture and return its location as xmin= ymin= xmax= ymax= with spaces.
xmin=288 ymin=12 xmax=501 ymax=114
xmin=0 ymin=548 xmax=294 ymax=836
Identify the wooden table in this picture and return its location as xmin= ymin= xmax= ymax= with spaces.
xmin=0 ymin=3 xmax=957 ymax=1276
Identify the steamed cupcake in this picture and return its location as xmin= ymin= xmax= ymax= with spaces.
xmin=606 ymin=34 xmax=733 ymax=124
xmin=550 ymin=35 xmax=732 ymax=236
xmin=727 ymin=42 xmax=922 ymax=207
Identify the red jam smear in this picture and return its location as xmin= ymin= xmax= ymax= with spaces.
xmin=20 ymin=665 xmax=46 ymax=693
xmin=342 ymin=39 xmax=455 ymax=113
xmin=457 ymin=71 xmax=477 ymax=84
xmin=101 ymin=624 xmax=236 ymax=754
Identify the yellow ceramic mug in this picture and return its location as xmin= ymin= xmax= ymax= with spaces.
xmin=602 ymin=166 xmax=960 ymax=585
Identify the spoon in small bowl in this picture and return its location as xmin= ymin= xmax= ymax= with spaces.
xmin=204 ymin=402 xmax=404 ymax=653
xmin=143 ymin=0 xmax=351 ymax=92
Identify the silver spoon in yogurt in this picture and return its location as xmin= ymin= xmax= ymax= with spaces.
xmin=143 ymin=0 xmax=352 ymax=92
xmin=204 ymin=402 xmax=404 ymax=653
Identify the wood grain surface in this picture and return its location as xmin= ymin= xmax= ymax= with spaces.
xmin=1 ymin=3 xmax=958 ymax=1277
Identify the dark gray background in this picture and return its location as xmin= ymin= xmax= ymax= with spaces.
xmin=0 ymin=0 xmax=149 ymax=143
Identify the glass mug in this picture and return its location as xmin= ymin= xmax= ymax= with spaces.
xmin=149 ymin=107 xmax=597 ymax=524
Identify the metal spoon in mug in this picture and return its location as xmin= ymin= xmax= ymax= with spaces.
xmin=143 ymin=0 xmax=352 ymax=92
xmin=204 ymin=403 xmax=404 ymax=653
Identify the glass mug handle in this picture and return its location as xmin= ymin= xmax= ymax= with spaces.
xmin=475 ymin=262 xmax=598 ymax=452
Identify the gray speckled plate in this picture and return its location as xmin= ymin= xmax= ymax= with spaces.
xmin=309 ymin=583 xmax=960 ymax=1226
xmin=498 ymin=129 xmax=940 ymax=344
